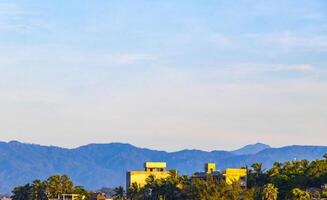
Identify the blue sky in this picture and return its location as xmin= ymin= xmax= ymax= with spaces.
xmin=0 ymin=0 xmax=326 ymax=151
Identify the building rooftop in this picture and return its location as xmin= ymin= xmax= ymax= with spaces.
xmin=144 ymin=162 xmax=166 ymax=169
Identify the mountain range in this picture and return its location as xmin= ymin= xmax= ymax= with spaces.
xmin=0 ymin=141 xmax=326 ymax=194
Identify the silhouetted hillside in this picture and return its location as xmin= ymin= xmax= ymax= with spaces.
xmin=231 ymin=142 xmax=271 ymax=155
xmin=0 ymin=141 xmax=326 ymax=194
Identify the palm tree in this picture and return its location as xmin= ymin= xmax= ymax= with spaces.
xmin=251 ymin=162 xmax=267 ymax=187
xmin=262 ymin=183 xmax=278 ymax=200
xmin=60 ymin=175 xmax=74 ymax=194
xmin=252 ymin=163 xmax=263 ymax=175
xmin=45 ymin=175 xmax=61 ymax=198
xmin=113 ymin=186 xmax=125 ymax=200
xmin=30 ymin=180 xmax=47 ymax=200
xmin=127 ymin=183 xmax=140 ymax=200
xmin=291 ymin=188 xmax=311 ymax=200
xmin=11 ymin=184 xmax=32 ymax=200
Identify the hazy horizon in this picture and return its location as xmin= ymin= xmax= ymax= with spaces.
xmin=0 ymin=0 xmax=326 ymax=151
xmin=0 ymin=139 xmax=315 ymax=152
xmin=1 ymin=139 xmax=271 ymax=151
xmin=1 ymin=138 xmax=325 ymax=153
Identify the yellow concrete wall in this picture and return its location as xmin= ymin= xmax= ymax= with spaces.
xmin=224 ymin=168 xmax=247 ymax=185
xmin=127 ymin=171 xmax=170 ymax=188
xmin=205 ymin=163 xmax=216 ymax=173
xmin=145 ymin=162 xmax=166 ymax=169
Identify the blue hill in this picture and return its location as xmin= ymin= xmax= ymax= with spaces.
xmin=0 ymin=141 xmax=326 ymax=194
xmin=231 ymin=142 xmax=271 ymax=155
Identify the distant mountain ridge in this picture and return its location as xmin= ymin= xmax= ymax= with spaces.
xmin=0 ymin=141 xmax=326 ymax=194
xmin=231 ymin=143 xmax=271 ymax=155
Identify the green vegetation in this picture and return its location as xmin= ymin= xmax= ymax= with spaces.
xmin=262 ymin=184 xmax=278 ymax=200
xmin=123 ymin=155 xmax=327 ymax=200
xmin=11 ymin=155 xmax=327 ymax=200
xmin=11 ymin=175 xmax=88 ymax=200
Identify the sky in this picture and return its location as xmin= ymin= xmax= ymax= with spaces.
xmin=0 ymin=0 xmax=326 ymax=151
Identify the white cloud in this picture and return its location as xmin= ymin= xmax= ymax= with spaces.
xmin=0 ymin=45 xmax=157 ymax=67
xmin=270 ymin=64 xmax=314 ymax=72
xmin=245 ymin=32 xmax=327 ymax=51
xmin=301 ymin=13 xmax=324 ymax=21
xmin=0 ymin=2 xmax=51 ymax=33
xmin=0 ymin=0 xmax=326 ymax=150
xmin=0 ymin=56 xmax=326 ymax=150
xmin=199 ymin=63 xmax=318 ymax=81
xmin=1 ymin=74 xmax=326 ymax=150
xmin=110 ymin=54 xmax=157 ymax=65
xmin=0 ymin=2 xmax=25 ymax=16
xmin=210 ymin=34 xmax=235 ymax=47
xmin=229 ymin=63 xmax=315 ymax=73
xmin=0 ymin=2 xmax=29 ymax=32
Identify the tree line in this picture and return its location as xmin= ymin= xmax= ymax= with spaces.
xmin=11 ymin=175 xmax=88 ymax=200
xmin=11 ymin=154 xmax=327 ymax=200
xmin=124 ymin=154 xmax=327 ymax=200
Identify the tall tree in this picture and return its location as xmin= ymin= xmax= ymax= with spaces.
xmin=251 ymin=162 xmax=267 ymax=187
xmin=30 ymin=180 xmax=47 ymax=200
xmin=60 ymin=175 xmax=74 ymax=194
xmin=127 ymin=183 xmax=141 ymax=200
xmin=113 ymin=186 xmax=125 ymax=200
xmin=252 ymin=163 xmax=263 ymax=175
xmin=45 ymin=174 xmax=74 ymax=198
xmin=11 ymin=184 xmax=32 ymax=200
xmin=45 ymin=175 xmax=62 ymax=198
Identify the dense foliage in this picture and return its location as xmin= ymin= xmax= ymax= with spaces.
xmin=11 ymin=155 xmax=327 ymax=200
xmin=125 ymin=155 xmax=327 ymax=200
xmin=11 ymin=175 xmax=88 ymax=200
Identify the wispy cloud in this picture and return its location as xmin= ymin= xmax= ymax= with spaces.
xmin=228 ymin=63 xmax=315 ymax=73
xmin=0 ymin=2 xmax=29 ymax=32
xmin=111 ymin=54 xmax=157 ymax=65
xmin=210 ymin=34 xmax=235 ymax=47
xmin=0 ymin=0 xmax=326 ymax=150
xmin=203 ymin=63 xmax=317 ymax=81
xmin=0 ymin=45 xmax=157 ymax=68
xmin=245 ymin=32 xmax=327 ymax=51
xmin=0 ymin=2 xmax=26 ymax=15
xmin=0 ymin=2 xmax=50 ymax=33
xmin=301 ymin=13 xmax=324 ymax=21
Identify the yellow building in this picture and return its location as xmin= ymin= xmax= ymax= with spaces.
xmin=193 ymin=163 xmax=247 ymax=187
xmin=205 ymin=163 xmax=216 ymax=174
xmin=126 ymin=162 xmax=172 ymax=189
xmin=223 ymin=168 xmax=247 ymax=186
